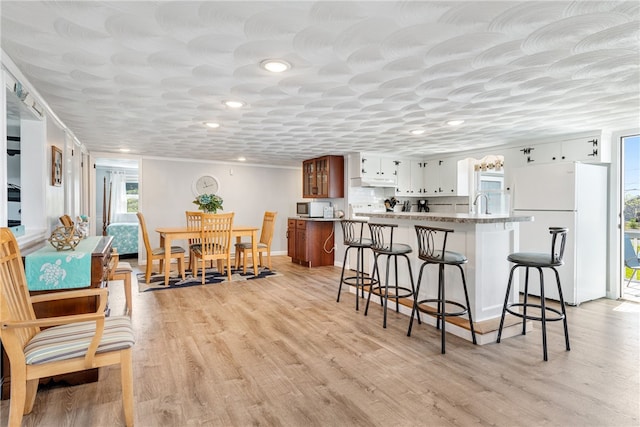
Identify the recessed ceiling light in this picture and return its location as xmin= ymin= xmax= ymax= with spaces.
xmin=260 ymin=59 xmax=291 ymax=73
xmin=446 ymin=120 xmax=464 ymax=126
xmin=409 ymin=129 xmax=425 ymax=135
xmin=238 ymin=157 xmax=246 ymax=162
xmin=223 ymin=100 xmax=245 ymax=109
xmin=119 ymin=148 xmax=130 ymax=153
xmin=204 ymin=122 xmax=220 ymax=128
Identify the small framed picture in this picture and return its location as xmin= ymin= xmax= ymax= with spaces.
xmin=51 ymin=146 xmax=62 ymax=186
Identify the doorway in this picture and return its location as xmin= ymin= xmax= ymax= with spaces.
xmin=622 ymin=134 xmax=640 ymax=302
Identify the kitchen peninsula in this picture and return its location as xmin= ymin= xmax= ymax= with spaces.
xmin=355 ymin=211 xmax=534 ymax=344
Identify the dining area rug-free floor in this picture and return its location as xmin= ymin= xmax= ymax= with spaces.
xmin=137 ymin=267 xmax=281 ymax=292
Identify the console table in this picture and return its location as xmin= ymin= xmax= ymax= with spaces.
xmin=1 ymin=236 xmax=113 ymax=399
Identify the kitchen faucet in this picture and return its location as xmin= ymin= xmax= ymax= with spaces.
xmin=473 ymin=193 xmax=490 ymax=215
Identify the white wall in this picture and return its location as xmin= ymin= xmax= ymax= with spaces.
xmin=137 ymin=157 xmax=301 ymax=262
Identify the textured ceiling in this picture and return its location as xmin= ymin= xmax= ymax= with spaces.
xmin=2 ymin=1 xmax=639 ymax=167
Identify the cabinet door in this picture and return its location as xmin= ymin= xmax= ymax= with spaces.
xmin=562 ymin=137 xmax=600 ymax=162
xmin=439 ymin=158 xmax=457 ymax=194
xmin=302 ymin=160 xmax=315 ymax=197
xmin=360 ymin=155 xmax=380 ymax=179
xmin=532 ymin=142 xmax=562 ymax=163
xmin=287 ymin=220 xmax=296 ymax=258
xmin=395 ymin=159 xmax=411 ymax=196
xmin=295 ymin=222 xmax=308 ymax=263
xmin=379 ymin=157 xmax=396 ymax=180
xmin=315 ymin=157 xmax=328 ymax=197
xmin=423 ymin=160 xmax=440 ymax=195
xmin=410 ymin=160 xmax=425 ymax=194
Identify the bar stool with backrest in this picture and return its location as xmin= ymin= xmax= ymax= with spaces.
xmin=407 ymin=226 xmax=476 ymax=354
xmin=337 ymin=219 xmax=379 ymax=311
xmin=365 ymin=223 xmax=417 ymax=328
xmin=497 ymin=227 xmax=570 ymax=361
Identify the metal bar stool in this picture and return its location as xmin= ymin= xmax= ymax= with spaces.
xmin=407 ymin=226 xmax=476 ymax=354
xmin=337 ymin=219 xmax=378 ymax=311
xmin=365 ymin=223 xmax=417 ymax=328
xmin=497 ymin=227 xmax=570 ymax=361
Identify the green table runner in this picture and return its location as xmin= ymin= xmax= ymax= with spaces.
xmin=25 ymin=236 xmax=101 ymax=291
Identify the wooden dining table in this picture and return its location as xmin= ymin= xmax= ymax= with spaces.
xmin=155 ymin=226 xmax=259 ymax=285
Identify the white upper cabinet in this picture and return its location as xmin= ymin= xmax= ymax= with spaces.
xmin=510 ymin=134 xmax=610 ymax=165
xmin=422 ymin=158 xmax=470 ymax=196
xmin=351 ymin=153 xmax=398 ymax=186
xmin=395 ymin=159 xmax=425 ymax=196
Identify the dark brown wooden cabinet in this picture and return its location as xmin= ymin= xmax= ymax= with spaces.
xmin=287 ymin=219 xmax=335 ymax=267
xmin=302 ymin=155 xmax=344 ymax=199
xmin=1 ymin=236 xmax=113 ymax=399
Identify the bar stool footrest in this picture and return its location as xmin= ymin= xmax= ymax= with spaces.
xmin=505 ymin=303 xmax=565 ymax=322
xmin=415 ymin=298 xmax=469 ymax=318
xmin=369 ymin=285 xmax=414 ymax=300
xmin=342 ymin=276 xmax=379 ymax=287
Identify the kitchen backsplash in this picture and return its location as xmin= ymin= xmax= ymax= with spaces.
xmin=349 ymin=186 xmax=470 ymax=213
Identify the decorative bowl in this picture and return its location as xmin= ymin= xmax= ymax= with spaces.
xmin=48 ymin=226 xmax=82 ymax=251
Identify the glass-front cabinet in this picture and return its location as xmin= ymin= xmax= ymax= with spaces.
xmin=302 ymin=155 xmax=344 ymax=198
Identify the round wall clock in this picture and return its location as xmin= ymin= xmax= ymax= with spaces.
xmin=192 ymin=174 xmax=220 ymax=196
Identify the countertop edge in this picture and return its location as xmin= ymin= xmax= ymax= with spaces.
xmin=356 ymin=212 xmax=534 ymax=224
xmin=288 ymin=216 xmax=341 ymax=222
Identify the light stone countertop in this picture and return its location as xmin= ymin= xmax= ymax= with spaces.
xmin=356 ymin=211 xmax=534 ymax=224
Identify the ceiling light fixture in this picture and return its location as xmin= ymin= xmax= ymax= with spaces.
xmin=204 ymin=122 xmax=220 ymax=128
xmin=260 ymin=59 xmax=291 ymax=73
xmin=238 ymin=157 xmax=246 ymax=162
xmin=409 ymin=129 xmax=425 ymax=135
xmin=223 ymin=100 xmax=245 ymax=109
xmin=118 ymin=148 xmax=130 ymax=153
xmin=446 ymin=120 xmax=464 ymax=126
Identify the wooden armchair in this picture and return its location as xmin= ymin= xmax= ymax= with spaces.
xmin=235 ymin=211 xmax=277 ymax=272
xmin=0 ymin=228 xmax=135 ymax=426
xmin=192 ymin=212 xmax=234 ymax=283
xmin=136 ymin=212 xmax=185 ymax=284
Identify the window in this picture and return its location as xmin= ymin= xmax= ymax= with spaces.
xmin=125 ymin=181 xmax=138 ymax=212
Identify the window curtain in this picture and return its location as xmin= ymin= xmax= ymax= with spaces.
xmin=109 ymin=170 xmax=127 ymax=223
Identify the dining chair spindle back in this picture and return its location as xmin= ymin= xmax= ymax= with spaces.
xmin=192 ymin=212 xmax=235 ymax=283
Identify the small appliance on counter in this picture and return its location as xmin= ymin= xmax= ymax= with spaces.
xmin=417 ymin=199 xmax=429 ymax=212
xmin=384 ymin=197 xmax=397 ymax=212
xmin=323 ymin=206 xmax=334 ymax=219
xmin=297 ymin=201 xmax=331 ymax=218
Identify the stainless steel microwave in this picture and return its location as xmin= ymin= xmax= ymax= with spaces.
xmin=297 ymin=201 xmax=330 ymax=218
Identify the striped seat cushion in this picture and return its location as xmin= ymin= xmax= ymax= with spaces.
xmin=151 ymin=246 xmax=185 ymax=256
xmin=114 ymin=261 xmax=133 ymax=274
xmin=235 ymin=242 xmax=267 ymax=250
xmin=24 ymin=316 xmax=135 ymax=365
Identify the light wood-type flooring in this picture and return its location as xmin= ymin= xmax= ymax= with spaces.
xmin=2 ymin=256 xmax=639 ymax=426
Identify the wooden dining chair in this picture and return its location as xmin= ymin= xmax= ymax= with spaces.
xmin=59 ymin=214 xmax=74 ymax=227
xmin=235 ymin=211 xmax=277 ymax=272
xmin=192 ymin=212 xmax=234 ymax=283
xmin=136 ymin=212 xmax=186 ymax=284
xmin=185 ymin=211 xmax=204 ymax=272
xmin=0 ymin=228 xmax=135 ymax=427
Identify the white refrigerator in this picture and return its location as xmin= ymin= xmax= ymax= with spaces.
xmin=511 ymin=162 xmax=607 ymax=305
